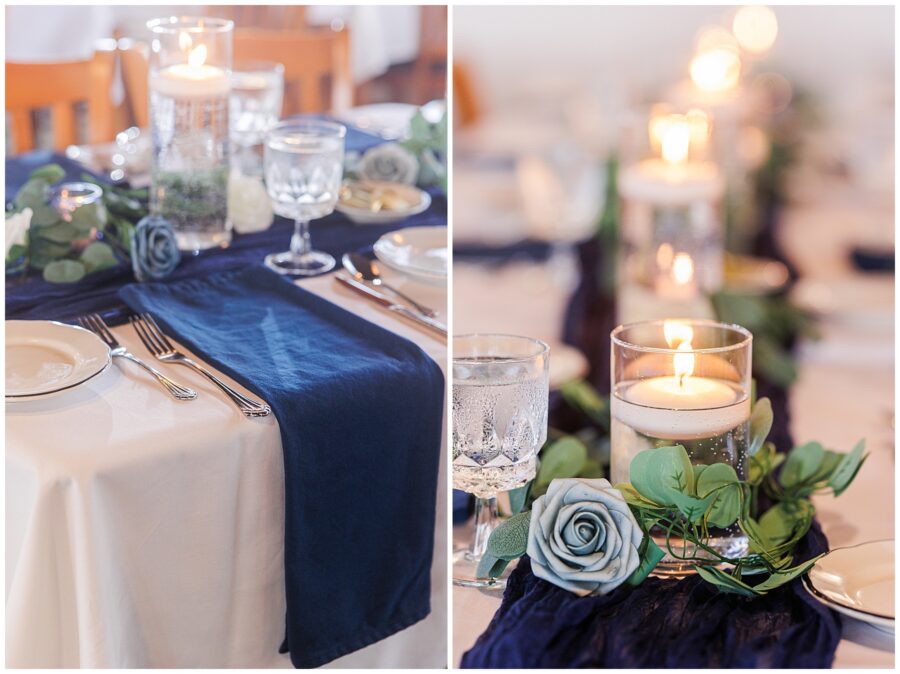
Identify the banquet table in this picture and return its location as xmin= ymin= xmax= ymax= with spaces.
xmin=6 ymin=269 xmax=447 ymax=669
xmin=6 ymin=135 xmax=448 ymax=667
xmin=452 ymin=162 xmax=894 ymax=667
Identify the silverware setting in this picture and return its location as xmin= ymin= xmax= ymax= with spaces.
xmin=78 ymin=313 xmax=198 ymax=401
xmin=130 ymin=313 xmax=272 ymax=418
xmin=335 ymin=273 xmax=447 ymax=338
xmin=342 ymin=253 xmax=438 ymax=318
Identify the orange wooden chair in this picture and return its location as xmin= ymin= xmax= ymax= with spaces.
xmin=118 ymin=27 xmax=352 ymax=125
xmin=234 ymin=27 xmax=352 ymax=115
xmin=453 ymin=62 xmax=483 ymax=128
xmin=205 ymin=5 xmax=307 ymax=30
xmin=6 ymin=45 xmax=117 ymax=153
xmin=413 ymin=6 xmax=448 ymax=104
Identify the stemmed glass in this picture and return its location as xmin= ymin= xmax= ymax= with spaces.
xmin=230 ymin=60 xmax=284 ymax=177
xmin=263 ymin=120 xmax=346 ymax=276
xmin=452 ymin=334 xmax=550 ymax=588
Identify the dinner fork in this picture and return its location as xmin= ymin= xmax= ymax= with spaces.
xmin=130 ymin=313 xmax=271 ymax=418
xmin=78 ymin=313 xmax=198 ymax=400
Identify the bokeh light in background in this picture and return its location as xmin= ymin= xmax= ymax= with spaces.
xmin=690 ymin=47 xmax=742 ymax=93
xmin=732 ymin=5 xmax=779 ymax=55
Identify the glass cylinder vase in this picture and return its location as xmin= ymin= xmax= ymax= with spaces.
xmin=148 ymin=16 xmax=233 ymax=251
xmin=617 ymin=105 xmax=725 ymax=325
xmin=610 ymin=319 xmax=752 ymax=575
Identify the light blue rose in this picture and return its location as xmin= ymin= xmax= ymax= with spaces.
xmin=358 ymin=143 xmax=419 ymax=185
xmin=131 ymin=215 xmax=180 ymax=282
xmin=527 ymin=478 xmax=643 ymax=596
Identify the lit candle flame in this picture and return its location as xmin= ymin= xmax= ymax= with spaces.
xmin=672 ymin=253 xmax=695 ymax=286
xmin=664 ymin=321 xmax=695 ymax=388
xmin=188 ymin=43 xmax=208 ymax=68
xmin=661 ymin=118 xmax=691 ymax=165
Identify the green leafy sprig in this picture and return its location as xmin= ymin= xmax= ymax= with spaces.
xmin=6 ymin=164 xmax=149 ymax=283
xmin=480 ymin=396 xmax=867 ymax=596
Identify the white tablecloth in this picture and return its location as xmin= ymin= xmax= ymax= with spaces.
xmin=452 ymin=174 xmax=894 ymax=666
xmin=6 ymin=272 xmax=447 ymax=668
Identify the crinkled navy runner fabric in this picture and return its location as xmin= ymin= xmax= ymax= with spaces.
xmin=461 ymin=521 xmax=837 ymax=668
xmin=121 ymin=266 xmax=444 ymax=667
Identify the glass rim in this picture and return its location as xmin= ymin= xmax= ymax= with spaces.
xmin=232 ymin=59 xmax=286 ymax=74
xmin=610 ymin=319 xmax=752 ymax=355
xmin=266 ymin=119 xmax=347 ymax=142
xmin=51 ymin=182 xmax=103 ymax=201
xmin=147 ymin=16 xmax=234 ymax=34
xmin=453 ymin=333 xmax=550 ymax=365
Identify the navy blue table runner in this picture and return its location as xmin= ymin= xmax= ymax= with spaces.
xmin=120 ymin=266 xmax=444 ymax=668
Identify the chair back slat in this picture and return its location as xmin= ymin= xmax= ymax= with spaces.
xmin=6 ymin=47 xmax=116 ymax=152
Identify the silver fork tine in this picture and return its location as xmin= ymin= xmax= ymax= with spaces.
xmin=88 ymin=313 xmax=117 ymax=346
xmin=132 ymin=314 xmax=270 ymax=417
xmin=131 ymin=315 xmax=161 ymax=355
xmin=85 ymin=315 xmax=108 ymax=344
xmin=143 ymin=314 xmax=175 ymax=351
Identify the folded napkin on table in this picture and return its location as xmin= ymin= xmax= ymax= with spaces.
xmin=120 ymin=266 xmax=444 ymax=668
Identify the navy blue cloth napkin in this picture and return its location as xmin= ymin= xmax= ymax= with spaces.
xmin=461 ymin=522 xmax=838 ymax=668
xmin=119 ymin=266 xmax=444 ymax=668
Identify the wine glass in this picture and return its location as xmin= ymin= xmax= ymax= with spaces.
xmin=263 ymin=120 xmax=346 ymax=276
xmin=230 ymin=60 xmax=284 ymax=177
xmin=452 ymin=334 xmax=550 ymax=588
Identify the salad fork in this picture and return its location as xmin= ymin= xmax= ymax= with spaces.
xmin=130 ymin=313 xmax=271 ymax=418
xmin=77 ymin=313 xmax=197 ymax=400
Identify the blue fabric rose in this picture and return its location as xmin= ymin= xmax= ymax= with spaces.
xmin=131 ymin=215 xmax=180 ymax=282
xmin=358 ymin=143 xmax=419 ymax=184
xmin=527 ymin=478 xmax=643 ymax=596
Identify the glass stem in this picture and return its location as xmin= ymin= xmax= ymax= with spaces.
xmin=291 ymin=217 xmax=311 ymax=260
xmin=470 ymin=495 xmax=499 ymax=561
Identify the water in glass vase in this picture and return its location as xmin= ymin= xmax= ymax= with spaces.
xmin=150 ymin=87 xmax=231 ymax=251
xmin=452 ymin=359 xmax=548 ymax=498
xmin=611 ymin=381 xmax=751 ymax=575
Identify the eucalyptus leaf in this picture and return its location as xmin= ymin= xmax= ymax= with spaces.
xmin=29 ymin=163 xmax=65 ymax=184
xmin=696 ymin=463 xmax=742 ymax=528
xmin=670 ymin=490 xmax=715 ymax=524
xmin=560 ymin=379 xmax=610 ymax=429
xmin=508 ymin=482 xmax=531 ymax=515
xmin=779 ymin=441 xmax=825 ymax=488
xmin=81 ymin=242 xmax=119 ymax=273
xmin=626 ymin=538 xmax=665 ymax=586
xmin=748 ymin=442 xmax=784 ymax=486
xmin=752 ymin=554 xmax=823 ymax=593
xmin=828 ymin=439 xmax=867 ymax=497
xmin=42 ymin=259 xmax=86 ymax=284
xmin=485 ymin=510 xmax=531 ymax=561
xmin=14 ymin=178 xmax=49 ymax=211
xmin=693 ymin=565 xmax=759 ymax=597
xmin=630 ymin=445 xmax=694 ymax=506
xmin=614 ymin=482 xmax=663 ymax=510
xmin=755 ymin=335 xmax=797 ymax=389
xmin=535 ymin=436 xmax=588 ymax=488
xmin=29 ymin=203 xmax=61 ymax=227
xmin=71 ymin=201 xmax=107 ymax=233
xmin=32 ymin=222 xmax=79 ymax=244
xmin=748 ymin=397 xmax=773 ymax=456
xmin=755 ymin=500 xmax=814 ymax=553
xmin=476 ymin=552 xmax=511 ymax=579
xmin=578 ymin=458 xmax=604 ymax=479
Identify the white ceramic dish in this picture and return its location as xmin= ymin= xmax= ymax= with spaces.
xmin=337 ymin=180 xmax=431 ymax=225
xmin=6 ymin=320 xmax=111 ymax=401
xmin=336 ymin=103 xmax=418 ymax=140
xmin=373 ymin=226 xmax=448 ymax=281
xmin=803 ymin=539 xmax=895 ymax=633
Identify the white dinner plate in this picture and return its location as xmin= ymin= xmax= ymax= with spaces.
xmin=337 ymin=180 xmax=432 ymax=225
xmin=336 ymin=103 xmax=419 ymax=140
xmin=6 ymin=320 xmax=110 ymax=401
xmin=373 ymin=226 xmax=448 ymax=281
xmin=803 ymin=539 xmax=895 ymax=633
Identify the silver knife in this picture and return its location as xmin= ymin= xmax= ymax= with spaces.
xmin=335 ymin=273 xmax=447 ymax=338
